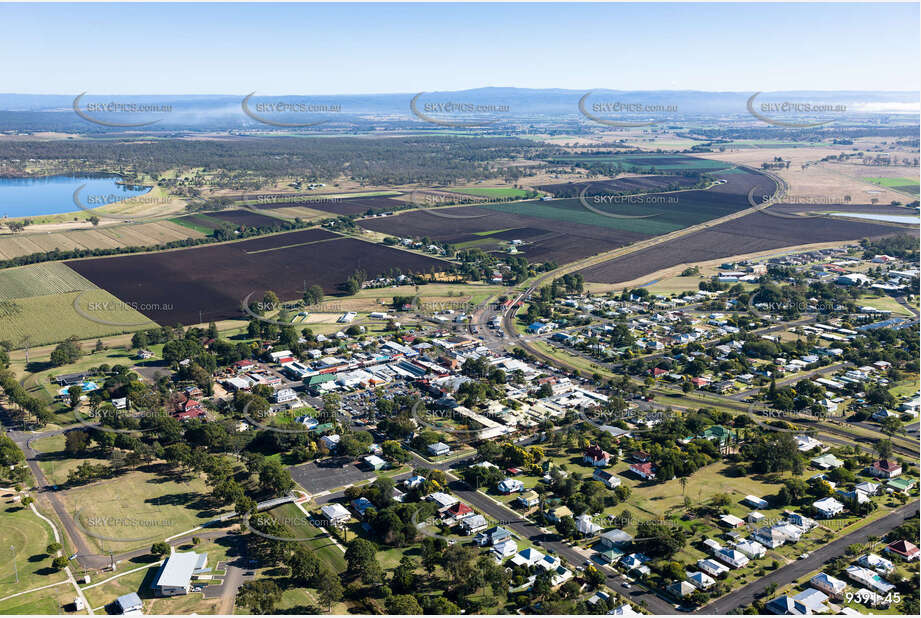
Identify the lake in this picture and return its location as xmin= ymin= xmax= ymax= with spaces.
xmin=0 ymin=174 xmax=151 ymax=219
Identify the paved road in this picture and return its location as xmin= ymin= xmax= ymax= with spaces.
xmin=698 ymin=502 xmax=919 ymax=614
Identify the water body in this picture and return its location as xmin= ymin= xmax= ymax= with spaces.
xmin=829 ymin=212 xmax=919 ymax=224
xmin=0 ymin=174 xmax=151 ymax=218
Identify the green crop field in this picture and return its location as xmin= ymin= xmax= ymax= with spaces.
xmin=0 ymin=290 xmax=155 ymax=347
xmin=0 ymin=263 xmax=154 ymax=347
xmin=862 ymin=176 xmax=920 ymax=196
xmin=549 ymin=153 xmax=734 ymax=172
xmin=451 ymin=187 xmax=532 ymax=199
xmin=0 ymin=262 xmax=98 ymax=300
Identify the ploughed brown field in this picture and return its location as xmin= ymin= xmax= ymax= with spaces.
xmin=359 ymin=206 xmax=649 ymax=264
xmin=65 ymin=228 xmax=447 ymax=325
xmin=578 ymin=209 xmax=917 ymax=284
xmin=253 ymin=196 xmax=409 ymax=216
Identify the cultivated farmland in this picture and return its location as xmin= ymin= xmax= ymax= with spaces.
xmin=0 ymin=262 xmax=154 ymax=345
xmin=66 ymin=229 xmax=449 ymax=324
xmin=252 ymin=195 xmax=410 ymax=216
xmin=536 ymin=173 xmax=700 ymax=197
xmin=578 ymin=208 xmax=917 ymax=284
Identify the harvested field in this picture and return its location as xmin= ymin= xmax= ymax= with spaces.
xmin=0 ymin=221 xmax=201 ymax=261
xmin=66 ymin=229 xmax=449 ymax=325
xmin=253 ymin=195 xmax=409 ymax=216
xmin=549 ymin=153 xmax=733 ymax=171
xmin=579 ymin=208 xmax=917 ymax=285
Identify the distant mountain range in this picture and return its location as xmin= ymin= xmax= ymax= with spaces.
xmin=0 ymin=88 xmax=916 ymax=132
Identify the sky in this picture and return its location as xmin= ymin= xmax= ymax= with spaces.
xmin=1 ymin=2 xmax=918 ymax=94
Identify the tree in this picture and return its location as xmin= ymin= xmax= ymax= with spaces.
xmin=64 ymin=430 xmax=90 ymax=455
xmin=46 ymin=542 xmax=62 ymax=554
xmin=150 ymin=542 xmax=170 ymax=556
xmin=316 ymin=568 xmax=343 ymax=611
xmin=237 ymin=580 xmax=282 ymax=615
xmin=386 ymin=594 xmax=423 ymax=614
xmin=51 ymin=556 xmax=69 ymax=570
xmin=68 ymin=385 xmax=83 ymax=408
xmin=344 ymin=538 xmax=380 ymax=580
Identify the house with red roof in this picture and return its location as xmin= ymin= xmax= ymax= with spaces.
xmin=443 ymin=502 xmax=473 ymax=521
xmin=583 ymin=445 xmax=611 ymax=467
xmin=869 ymin=459 xmax=902 ymax=479
xmin=651 ymin=367 xmax=668 ymax=378
xmin=885 ymin=539 xmax=919 ymax=561
xmin=630 ymin=462 xmax=656 ymax=480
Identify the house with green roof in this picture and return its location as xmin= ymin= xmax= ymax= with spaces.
xmin=811 ymin=453 xmax=844 ymax=469
xmin=886 ymin=477 xmax=915 ymax=493
xmin=700 ymin=425 xmax=736 ymax=445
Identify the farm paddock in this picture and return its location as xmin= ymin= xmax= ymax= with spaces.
xmin=578 ymin=208 xmax=918 ymax=285
xmin=66 ymin=229 xmax=449 ymax=325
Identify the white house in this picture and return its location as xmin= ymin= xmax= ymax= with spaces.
xmin=152 ymin=552 xmax=208 ymax=596
xmin=813 ymin=497 xmax=844 ymax=518
xmin=320 ymin=503 xmax=350 ymax=526
xmin=575 ymin=514 xmax=602 ymax=536
xmin=858 ymin=553 xmax=894 ymax=575
xmin=321 ymin=434 xmax=341 ymax=451
xmin=845 ymin=565 xmax=894 ymax=594
xmin=497 ymin=478 xmax=524 ymax=494
xmin=686 ymin=571 xmax=715 ymax=590
xmin=511 ymin=547 xmax=544 ymax=567
xmin=697 ymin=558 xmax=729 ymax=578
xmin=743 ymin=495 xmax=769 ymax=509
xmin=735 ymin=539 xmax=767 ymax=559
xmin=715 ymin=548 xmax=749 ymax=569
xmin=810 ymin=572 xmax=846 ymax=598
xmin=491 ymin=538 xmax=518 ymax=561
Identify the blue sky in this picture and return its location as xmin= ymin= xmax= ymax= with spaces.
xmin=2 ymin=2 xmax=918 ymax=94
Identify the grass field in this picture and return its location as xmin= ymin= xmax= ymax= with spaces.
xmin=856 ymin=294 xmax=914 ymax=317
xmin=0 ymin=582 xmax=84 ymax=615
xmin=32 ymin=434 xmax=111 ymax=488
xmin=0 ymin=497 xmax=67 ymax=600
xmin=80 ymin=561 xmax=161 ymax=610
xmin=451 ymin=187 xmax=532 ymax=199
xmin=57 ymin=467 xmax=230 ymax=555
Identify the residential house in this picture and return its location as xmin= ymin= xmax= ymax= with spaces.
xmin=474 ymin=526 xmax=512 ymax=547
xmin=697 ymin=559 xmax=729 ymax=578
xmin=427 ymin=441 xmax=451 ymax=457
xmin=810 ymin=572 xmax=846 ymax=598
xmin=583 ymin=444 xmax=612 ymax=467
xmin=753 ymin=527 xmax=787 ymax=549
xmin=321 ymin=434 xmax=341 ymax=451
xmin=511 ymin=547 xmax=544 ymax=567
xmin=517 ymin=490 xmax=540 ymax=509
xmin=764 ymin=595 xmax=810 ymax=615
xmin=442 ymin=501 xmax=473 ymax=521
xmin=785 ymin=512 xmax=816 ymax=531
xmin=593 ymin=468 xmax=622 ymax=489
xmin=575 ymin=514 xmax=602 ymax=536
xmin=350 ymin=497 xmax=375 ymax=518
xmin=599 ymin=529 xmax=633 ymax=549
xmin=460 ymin=514 xmax=488 ymax=534
xmin=719 ymin=514 xmax=745 ymax=528
xmin=855 ymin=481 xmax=880 ymax=496
xmin=715 ymin=548 xmax=749 ymax=569
xmin=629 ymin=462 xmax=656 ymax=480
xmin=792 ymin=589 xmax=829 ymax=614
xmin=426 ymin=492 xmax=458 ymax=510
xmin=545 ymin=505 xmax=573 ymax=524
xmin=811 ymin=453 xmax=844 ymax=470
xmin=404 ymin=475 xmax=426 ymax=490
xmin=813 ymin=497 xmax=844 ymax=518
xmin=794 ymin=435 xmax=823 ymax=452
xmin=845 ymin=565 xmax=894 ymax=594
xmin=869 ymin=459 xmax=902 ymax=479
xmin=491 ymin=538 xmax=518 ymax=561
xmin=320 ymin=503 xmax=350 ymax=526
xmin=735 ymin=539 xmax=767 ymax=559
xmin=686 ymin=571 xmax=715 ymax=590
xmin=497 ymin=478 xmax=524 ymax=494
xmin=115 ymin=592 xmax=143 ymax=615
xmin=668 ymin=581 xmax=696 ymax=599
xmin=885 ymin=477 xmax=914 ymax=493
xmin=858 ymin=553 xmax=893 ymax=574
xmin=885 ymin=539 xmax=920 ymax=561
